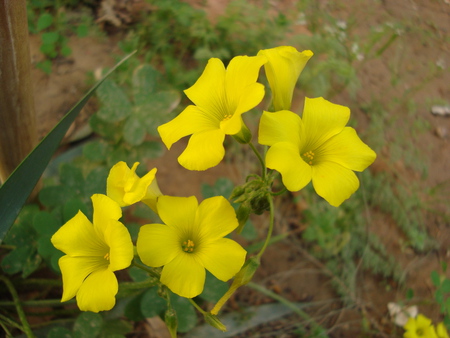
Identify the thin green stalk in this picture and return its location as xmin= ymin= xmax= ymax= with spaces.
xmin=255 ymin=194 xmax=274 ymax=259
xmin=189 ymin=299 xmax=206 ymax=315
xmin=132 ymin=260 xmax=161 ymax=280
xmin=0 ymin=320 xmax=13 ymax=337
xmin=248 ymin=142 xmax=266 ymax=179
xmin=0 ymin=298 xmax=74 ymax=307
xmin=0 ymin=313 xmax=22 ymax=331
xmin=0 ymin=276 xmax=35 ymax=338
xmin=247 ymin=281 xmax=324 ymax=333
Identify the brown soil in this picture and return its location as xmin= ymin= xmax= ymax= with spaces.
xmin=30 ymin=0 xmax=450 ymax=337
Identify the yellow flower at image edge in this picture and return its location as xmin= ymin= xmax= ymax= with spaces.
xmin=137 ymin=195 xmax=247 ymax=298
xmin=107 ymin=161 xmax=161 ymax=211
xmin=258 ymin=97 xmax=376 ymax=207
xmin=158 ymin=55 xmax=266 ymax=171
xmin=51 ymin=194 xmax=134 ymax=312
xmin=404 ymin=315 xmax=438 ymax=338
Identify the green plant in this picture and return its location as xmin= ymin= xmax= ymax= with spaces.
xmin=431 ymin=264 xmax=450 ymax=329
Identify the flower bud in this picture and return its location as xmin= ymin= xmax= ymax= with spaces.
xmin=204 ymin=313 xmax=227 ymax=332
xmin=235 ymin=203 xmax=251 ymax=233
xmin=165 ymin=307 xmax=178 ymax=338
xmin=232 ymin=256 xmax=260 ymax=287
xmin=232 ymin=120 xmax=252 ymax=144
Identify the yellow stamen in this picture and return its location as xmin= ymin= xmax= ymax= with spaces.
xmin=302 ymin=150 xmax=315 ymax=165
xmin=222 ymin=114 xmax=232 ymax=121
xmin=182 ymin=239 xmax=195 ymax=253
xmin=104 ymin=252 xmax=110 ymax=260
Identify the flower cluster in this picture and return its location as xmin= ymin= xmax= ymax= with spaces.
xmin=403 ymin=314 xmax=449 ymax=338
xmin=51 ymin=45 xmax=377 ymax=333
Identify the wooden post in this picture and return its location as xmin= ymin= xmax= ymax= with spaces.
xmin=0 ymin=0 xmax=37 ymax=183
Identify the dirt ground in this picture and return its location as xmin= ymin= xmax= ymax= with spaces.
xmin=30 ymin=0 xmax=450 ymax=337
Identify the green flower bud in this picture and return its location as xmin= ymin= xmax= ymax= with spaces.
xmin=235 ymin=203 xmax=251 ymax=233
xmin=204 ymin=313 xmax=227 ymax=332
xmin=232 ymin=121 xmax=252 ymax=144
xmin=165 ymin=307 xmax=178 ymax=338
xmin=232 ymin=256 xmax=260 ymax=287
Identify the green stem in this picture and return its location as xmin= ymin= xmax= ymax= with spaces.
xmin=189 ymin=299 xmax=206 ymax=315
xmin=247 ymin=282 xmax=324 ymax=332
xmin=0 ymin=312 xmax=23 ymax=331
xmin=0 ymin=276 xmax=35 ymax=337
xmin=248 ymin=142 xmax=266 ymax=179
xmin=271 ymin=187 xmax=287 ymax=196
xmin=132 ymin=260 xmax=161 ymax=280
xmin=0 ymin=298 xmax=74 ymax=307
xmin=255 ymin=194 xmax=275 ymax=259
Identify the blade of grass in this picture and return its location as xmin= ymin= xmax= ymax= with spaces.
xmin=0 ymin=51 xmax=136 ymax=243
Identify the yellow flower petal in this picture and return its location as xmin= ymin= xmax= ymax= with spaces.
xmin=437 ymin=322 xmax=449 ymax=338
xmin=58 ymin=255 xmax=107 ymax=302
xmin=224 ymin=55 xmax=266 ymax=116
xmin=196 ymin=196 xmax=238 ymax=240
xmin=258 ymin=110 xmax=302 ymax=147
xmin=184 ymin=58 xmax=227 ymax=118
xmin=266 ymin=141 xmax=312 ymax=191
xmin=158 ymin=105 xmax=219 ymax=150
xmin=107 ymin=161 xmax=134 ymax=207
xmin=312 ymin=161 xmax=359 ymax=207
xmin=51 ymin=211 xmax=107 ymax=257
xmin=161 ymin=253 xmax=206 ymax=298
xmin=124 ymin=168 xmax=157 ymax=205
xmin=91 ymin=194 xmax=122 ymax=237
xmin=178 ymin=129 xmax=226 ymax=171
xmin=141 ymin=178 xmax=163 ymax=212
xmin=104 ymin=220 xmax=134 ymax=271
xmin=197 ymin=238 xmax=246 ymax=281
xmin=76 ymin=268 xmax=118 ymax=313
xmin=302 ymin=97 xmax=350 ymax=152
xmin=258 ymin=46 xmax=313 ymax=111
xmin=315 ymin=127 xmax=376 ymax=172
xmin=157 ymin=195 xmax=198 ymax=233
xmin=137 ymin=223 xmax=180 ymax=267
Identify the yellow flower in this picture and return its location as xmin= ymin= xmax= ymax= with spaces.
xmin=136 ymin=195 xmax=246 ymax=298
xmin=258 ymin=97 xmax=376 ymax=207
xmin=437 ymin=322 xmax=449 ymax=338
xmin=404 ymin=315 xmax=438 ymax=338
xmin=107 ymin=161 xmax=161 ymax=212
xmin=258 ymin=46 xmax=313 ymax=111
xmin=51 ymin=194 xmax=134 ymax=312
xmin=158 ymin=55 xmax=266 ymax=171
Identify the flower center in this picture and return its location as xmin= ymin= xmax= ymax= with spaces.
xmin=222 ymin=114 xmax=232 ymax=121
xmin=416 ymin=329 xmax=424 ymax=336
xmin=301 ymin=150 xmax=315 ymax=165
xmin=104 ymin=252 xmax=110 ymax=261
xmin=182 ymin=239 xmax=195 ymax=253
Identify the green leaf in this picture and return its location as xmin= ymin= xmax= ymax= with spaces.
xmin=39 ymin=185 xmax=76 ymax=208
xmin=36 ymin=60 xmax=53 ymax=74
xmin=201 ymin=177 xmax=234 ymax=199
xmin=135 ymin=90 xmax=180 ymax=136
xmin=22 ymin=250 xmax=43 ymax=278
xmin=100 ymin=319 xmax=133 ymax=338
xmin=40 ymin=42 xmax=57 ymax=58
xmin=96 ymin=79 xmax=133 ymax=122
xmin=73 ymin=312 xmax=103 ymax=338
xmin=41 ymin=31 xmax=59 ymax=45
xmin=37 ymin=13 xmax=53 ymax=32
xmin=442 ymin=279 xmax=450 ymax=294
xmin=1 ymin=245 xmax=34 ymax=274
xmin=171 ymin=294 xmax=197 ymax=333
xmin=140 ymin=287 xmax=166 ymax=318
xmin=0 ymin=52 xmax=135 ymax=243
xmin=431 ymin=270 xmax=441 ymax=287
xmin=83 ymin=141 xmax=109 ymax=162
xmin=123 ymin=116 xmax=146 ymax=145
xmin=61 ymin=44 xmax=72 ymax=57
xmin=47 ymin=326 xmax=73 ymax=338
xmin=199 ymin=271 xmax=229 ymax=303
xmin=136 ymin=141 xmax=164 ymax=160
xmin=124 ymin=292 xmax=145 ymax=321
xmin=128 ymin=266 xmax=150 ymax=283
xmin=76 ymin=24 xmax=89 ymax=38
xmin=132 ymin=64 xmax=160 ymax=105
xmin=63 ymin=198 xmax=89 ymax=222
xmin=33 ymin=211 xmax=59 ymax=236
xmin=84 ymin=167 xmax=108 ymax=198
xmin=89 ymin=114 xmax=122 ymax=143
